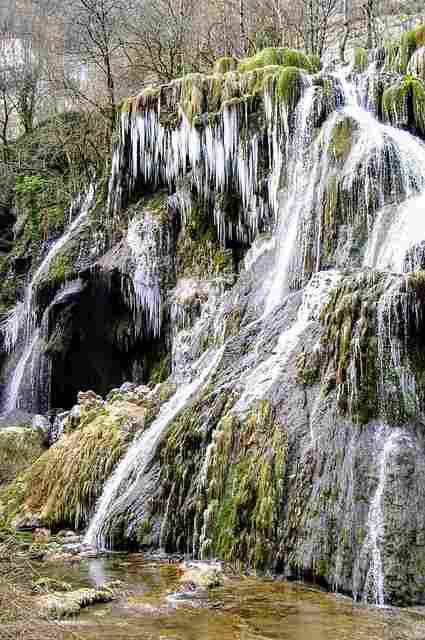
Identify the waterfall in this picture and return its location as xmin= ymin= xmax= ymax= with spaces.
xmin=1 ymin=330 xmax=40 ymax=416
xmin=264 ymin=83 xmax=317 ymax=315
xmin=358 ymin=427 xmax=402 ymax=606
xmin=0 ymin=182 xmax=96 ymax=416
xmin=84 ymin=346 xmax=223 ymax=549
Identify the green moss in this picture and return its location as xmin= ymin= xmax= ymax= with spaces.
xmin=1 ymin=408 xmax=134 ymax=530
xmin=180 ymin=74 xmax=206 ymax=123
xmin=353 ymin=47 xmax=368 ymax=72
xmin=0 ymin=429 xmax=45 ymax=489
xmin=276 ymin=66 xmax=306 ymax=110
xmin=150 ymin=354 xmax=171 ymax=385
xmin=39 ymin=252 xmax=75 ymax=290
xmin=237 ymin=47 xmax=317 ymax=74
xmin=136 ymin=518 xmax=153 ymax=545
xmin=214 ymin=57 xmax=237 ymax=74
xmin=382 ymin=76 xmax=425 ymax=136
xmin=238 ymin=48 xmax=282 ymax=73
xmin=281 ymin=48 xmax=317 ymax=72
xmin=328 ymin=117 xmax=357 ymax=161
xmin=186 ymin=205 xmax=217 ymax=243
xmin=296 ymin=352 xmax=320 ymax=386
xmin=210 ymin=401 xmax=287 ymax=568
xmin=399 ymin=25 xmax=425 ymax=73
xmin=319 ymin=274 xmax=385 ymax=423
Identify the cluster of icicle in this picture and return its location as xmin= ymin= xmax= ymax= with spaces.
xmin=122 ymin=211 xmax=173 ymax=339
xmin=107 ymin=74 xmax=319 ymax=244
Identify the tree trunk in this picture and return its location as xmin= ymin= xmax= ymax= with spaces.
xmin=339 ymin=0 xmax=350 ymax=62
xmin=363 ymin=0 xmax=374 ymax=49
xmin=104 ymin=52 xmax=116 ymax=143
xmin=239 ymin=0 xmax=246 ymax=56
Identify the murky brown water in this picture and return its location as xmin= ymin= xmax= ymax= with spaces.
xmin=32 ymin=555 xmax=425 ymax=640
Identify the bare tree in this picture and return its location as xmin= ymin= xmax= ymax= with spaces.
xmin=339 ymin=0 xmax=351 ymax=62
xmin=65 ymin=0 xmax=126 ymax=141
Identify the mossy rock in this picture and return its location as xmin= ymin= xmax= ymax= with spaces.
xmin=408 ymin=45 xmax=425 ymax=81
xmin=0 ymin=404 xmax=141 ymax=530
xmin=353 ymin=47 xmax=368 ymax=73
xmin=210 ymin=401 xmax=287 ymax=568
xmin=382 ymin=76 xmax=425 ymax=136
xmin=399 ymin=24 xmax=425 ymax=73
xmin=276 ymin=66 xmax=307 ymax=110
xmin=0 ymin=428 xmax=45 ymax=489
xmin=328 ymin=116 xmax=358 ymax=162
xmin=237 ymin=47 xmax=318 ymax=74
xmin=37 ymin=584 xmax=120 ymax=618
xmin=214 ymin=57 xmax=237 ymax=74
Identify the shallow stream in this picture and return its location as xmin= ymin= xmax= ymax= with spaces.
xmin=33 ymin=555 xmax=425 ymax=640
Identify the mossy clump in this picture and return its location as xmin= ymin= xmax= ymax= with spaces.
xmin=319 ymin=274 xmax=385 ymax=423
xmin=382 ymin=76 xmax=425 ymax=136
xmin=214 ymin=57 xmax=237 ymax=74
xmin=353 ymin=47 xmax=368 ymax=72
xmin=0 ymin=428 xmax=45 ymax=489
xmin=408 ymin=45 xmax=425 ymax=80
xmin=276 ymin=66 xmax=306 ymax=110
xmin=237 ymin=47 xmax=317 ymax=74
xmin=156 ymin=395 xmax=286 ymax=570
xmin=180 ymin=74 xmax=207 ymax=123
xmin=156 ymin=389 xmax=238 ymax=553
xmin=238 ymin=47 xmax=283 ymax=72
xmin=328 ymin=116 xmax=357 ymax=161
xmin=208 ymin=401 xmax=287 ymax=569
xmin=1 ymin=406 xmax=135 ymax=530
xmin=40 ymin=253 xmax=75 ymax=290
xmin=399 ymin=24 xmax=425 ymax=73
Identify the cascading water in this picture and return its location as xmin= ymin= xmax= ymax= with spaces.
xmin=84 ymin=346 xmax=224 ymax=549
xmin=77 ymin=49 xmax=425 ymax=605
xmin=1 ymin=330 xmax=40 ymax=416
xmin=264 ymin=83 xmax=317 ymax=315
xmin=0 ymin=182 xmax=96 ymax=416
xmin=357 ymin=427 xmax=402 ymax=606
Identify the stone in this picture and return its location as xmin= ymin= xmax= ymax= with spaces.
xmin=179 ymin=562 xmax=223 ymax=590
xmin=32 ymin=577 xmax=72 ymax=593
xmin=31 ymin=415 xmax=50 ymax=431
xmin=77 ymin=390 xmax=104 ymax=408
xmin=56 ymin=529 xmax=77 ymax=539
xmin=120 ymin=382 xmax=138 ymax=394
xmin=12 ymin=512 xmax=44 ymax=531
xmin=37 ymin=584 xmax=120 ymax=617
xmin=33 ymin=528 xmax=51 ymax=543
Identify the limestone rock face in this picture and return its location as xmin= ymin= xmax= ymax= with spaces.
xmin=3 ymin=35 xmax=425 ymax=609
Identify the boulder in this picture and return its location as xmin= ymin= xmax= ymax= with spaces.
xmin=32 ymin=577 xmax=72 ymax=594
xmin=77 ymin=390 xmax=104 ymax=409
xmin=179 ymin=562 xmax=223 ymax=590
xmin=33 ymin=528 xmax=51 ymax=543
xmin=120 ymin=382 xmax=138 ymax=394
xmin=12 ymin=512 xmax=44 ymax=531
xmin=37 ymin=582 xmax=121 ymax=617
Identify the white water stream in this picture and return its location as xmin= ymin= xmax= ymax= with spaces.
xmin=74 ymin=61 xmax=425 ymax=605
xmin=361 ymin=428 xmax=402 ymax=606
xmin=84 ymin=347 xmax=223 ymax=548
